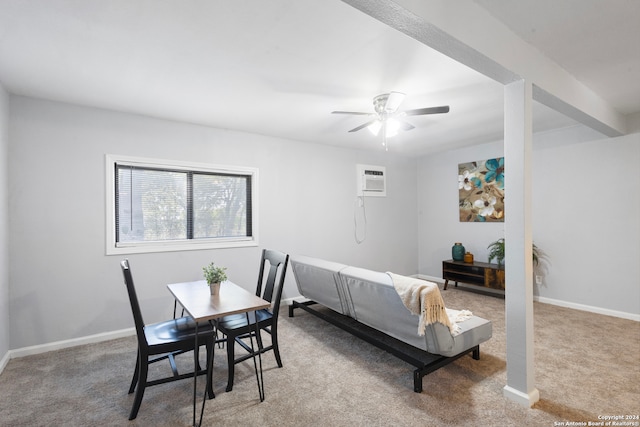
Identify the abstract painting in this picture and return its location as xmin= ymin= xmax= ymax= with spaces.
xmin=458 ymin=157 xmax=504 ymax=222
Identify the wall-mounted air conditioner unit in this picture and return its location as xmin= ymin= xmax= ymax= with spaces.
xmin=356 ymin=164 xmax=386 ymax=197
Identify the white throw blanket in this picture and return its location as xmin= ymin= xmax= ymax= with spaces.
xmin=446 ymin=309 xmax=473 ymax=333
xmin=388 ymin=273 xmax=468 ymax=336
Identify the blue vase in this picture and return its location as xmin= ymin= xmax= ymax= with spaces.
xmin=452 ymin=243 xmax=465 ymax=261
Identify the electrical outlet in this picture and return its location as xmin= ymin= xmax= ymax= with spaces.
xmin=535 ymin=275 xmax=543 ymax=285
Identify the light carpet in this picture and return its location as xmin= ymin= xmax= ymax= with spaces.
xmin=0 ymin=286 xmax=638 ymax=426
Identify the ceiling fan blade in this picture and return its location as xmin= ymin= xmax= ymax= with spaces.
xmin=348 ymin=119 xmax=377 ymax=133
xmin=384 ymin=92 xmax=406 ymax=112
xmin=398 ymin=121 xmax=415 ymax=131
xmin=331 ymin=111 xmax=373 ymax=115
xmin=403 ymin=105 xmax=450 ymax=116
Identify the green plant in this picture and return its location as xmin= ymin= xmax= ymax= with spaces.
xmin=202 ymin=262 xmax=227 ymax=285
xmin=487 ymin=238 xmax=505 ymax=266
xmin=487 ymin=238 xmax=540 ymax=266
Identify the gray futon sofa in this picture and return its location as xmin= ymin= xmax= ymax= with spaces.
xmin=288 ymin=255 xmax=493 ymax=392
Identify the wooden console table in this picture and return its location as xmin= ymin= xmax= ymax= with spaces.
xmin=442 ymin=259 xmax=505 ymax=291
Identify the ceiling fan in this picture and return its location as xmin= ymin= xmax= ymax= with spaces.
xmin=332 ymin=92 xmax=449 ymax=149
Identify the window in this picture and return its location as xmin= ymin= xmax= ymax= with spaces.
xmin=106 ymin=155 xmax=258 ymax=254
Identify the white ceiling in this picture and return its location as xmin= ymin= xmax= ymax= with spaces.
xmin=475 ymin=0 xmax=640 ymax=115
xmin=0 ymin=0 xmax=638 ymax=156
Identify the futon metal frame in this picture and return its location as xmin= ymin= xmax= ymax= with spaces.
xmin=289 ymin=300 xmax=480 ymax=392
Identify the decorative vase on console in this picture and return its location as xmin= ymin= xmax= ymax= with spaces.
xmin=452 ymin=242 xmax=465 ymax=261
xmin=464 ymin=252 xmax=474 ymax=263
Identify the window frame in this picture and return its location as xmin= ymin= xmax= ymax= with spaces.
xmin=106 ymin=154 xmax=259 ymax=255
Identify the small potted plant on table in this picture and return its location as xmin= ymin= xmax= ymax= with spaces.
xmin=202 ymin=262 xmax=227 ymax=295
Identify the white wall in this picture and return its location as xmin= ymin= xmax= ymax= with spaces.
xmin=8 ymin=94 xmax=637 ymax=352
xmin=0 ymin=83 xmax=9 ymax=362
xmin=532 ymin=127 xmax=640 ymax=315
xmin=7 ymin=96 xmax=418 ymax=349
xmin=417 ymin=140 xmax=505 ymax=271
xmin=418 ymin=125 xmax=640 ymax=318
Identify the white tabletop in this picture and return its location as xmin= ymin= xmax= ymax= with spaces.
xmin=167 ymin=280 xmax=270 ymax=322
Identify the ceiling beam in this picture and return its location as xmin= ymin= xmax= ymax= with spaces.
xmin=341 ymin=0 xmax=626 ymax=136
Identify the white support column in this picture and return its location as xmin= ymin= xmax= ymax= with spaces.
xmin=503 ymin=80 xmax=539 ymax=407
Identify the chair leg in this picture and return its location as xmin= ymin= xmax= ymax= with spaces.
xmin=206 ymin=340 xmax=215 ymax=400
xmin=254 ymin=328 xmax=263 ymax=349
xmin=271 ymin=326 xmax=283 ymax=368
xmin=128 ymin=352 xmax=141 ymax=394
xmin=225 ymin=335 xmax=236 ymax=392
xmin=216 ymin=329 xmax=224 ymax=349
xmin=129 ymin=359 xmax=148 ymax=420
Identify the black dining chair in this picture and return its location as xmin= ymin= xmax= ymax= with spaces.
xmin=216 ymin=249 xmax=289 ymax=392
xmin=121 ymin=259 xmax=216 ymax=420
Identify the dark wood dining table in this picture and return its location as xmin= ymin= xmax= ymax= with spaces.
xmin=167 ymin=280 xmax=270 ymax=427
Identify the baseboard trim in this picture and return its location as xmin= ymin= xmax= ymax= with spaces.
xmin=417 ymin=274 xmax=442 ymax=283
xmin=533 ymin=296 xmax=639 ymax=322
xmin=503 ymin=385 xmax=540 ymax=407
xmin=1 ymin=300 xmax=313 ymax=370
xmin=418 ymin=274 xmax=639 ymax=321
xmin=0 ymin=350 xmax=9 ymax=374
xmin=283 ymin=296 xmax=309 ymax=305
xmin=8 ymin=328 xmax=135 ymax=360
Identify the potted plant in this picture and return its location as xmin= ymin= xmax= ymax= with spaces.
xmin=487 ymin=238 xmax=541 ymax=267
xmin=202 ymin=262 xmax=227 ymax=295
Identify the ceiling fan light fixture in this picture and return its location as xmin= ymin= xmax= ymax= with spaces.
xmin=385 ymin=118 xmax=400 ymax=137
xmin=368 ymin=118 xmax=400 ymax=138
xmin=368 ymin=120 xmax=382 ymax=136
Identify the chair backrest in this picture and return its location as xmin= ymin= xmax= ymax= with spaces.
xmin=121 ymin=259 xmax=147 ymax=348
xmin=256 ymin=249 xmax=289 ymax=317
